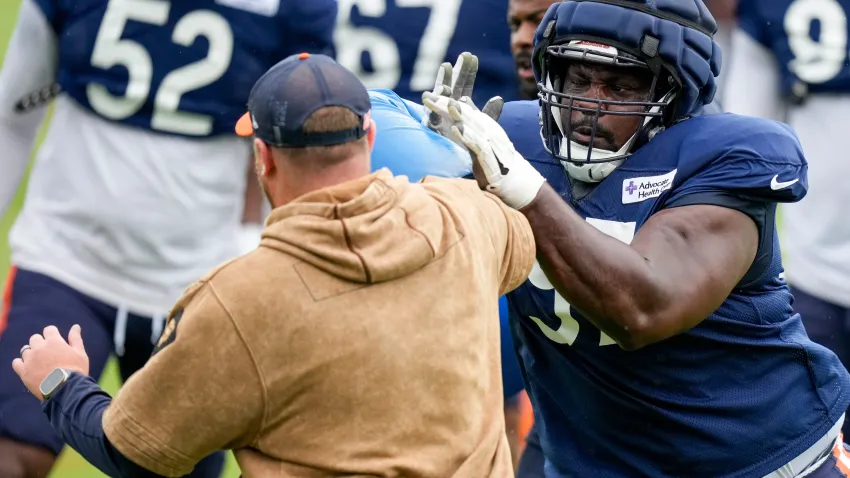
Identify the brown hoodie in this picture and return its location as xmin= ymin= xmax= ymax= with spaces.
xmin=103 ymin=169 xmax=536 ymax=478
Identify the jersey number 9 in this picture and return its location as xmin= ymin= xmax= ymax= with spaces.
xmin=785 ymin=0 xmax=849 ymax=84
xmin=86 ymin=0 xmax=234 ymax=136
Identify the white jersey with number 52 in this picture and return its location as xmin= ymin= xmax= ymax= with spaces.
xmin=0 ymin=0 xmax=335 ymax=315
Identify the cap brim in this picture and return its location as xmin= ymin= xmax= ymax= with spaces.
xmin=235 ymin=112 xmax=254 ymax=137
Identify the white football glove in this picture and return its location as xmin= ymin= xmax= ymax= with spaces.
xmin=423 ymin=92 xmax=545 ymax=209
xmin=422 ymin=52 xmax=504 ymax=146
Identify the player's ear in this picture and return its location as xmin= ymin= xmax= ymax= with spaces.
xmin=366 ymin=118 xmax=377 ymax=151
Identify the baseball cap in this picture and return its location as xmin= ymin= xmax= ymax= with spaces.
xmin=235 ymin=53 xmax=372 ymax=148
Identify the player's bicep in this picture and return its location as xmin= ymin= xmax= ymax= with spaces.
xmin=103 ymin=284 xmax=263 ymax=477
xmin=630 ymin=204 xmax=759 ymax=335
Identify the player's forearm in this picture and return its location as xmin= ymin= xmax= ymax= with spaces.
xmin=42 ymin=373 xmax=166 ymax=477
xmin=520 ymin=184 xmax=669 ymax=350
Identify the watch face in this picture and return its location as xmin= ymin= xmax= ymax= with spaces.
xmin=40 ymin=369 xmax=67 ymax=397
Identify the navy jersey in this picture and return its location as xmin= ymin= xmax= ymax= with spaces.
xmin=738 ymin=0 xmax=850 ymax=96
xmin=36 ymin=0 xmax=335 ymax=137
xmin=335 ymin=0 xmax=518 ymax=106
xmin=500 ymin=101 xmax=850 ymax=477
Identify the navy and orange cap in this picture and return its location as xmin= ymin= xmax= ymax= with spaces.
xmin=235 ymin=53 xmax=372 ymax=148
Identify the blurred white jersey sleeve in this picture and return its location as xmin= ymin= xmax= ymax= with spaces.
xmin=0 ymin=0 xmax=57 ymax=215
xmin=723 ymin=26 xmax=785 ymax=121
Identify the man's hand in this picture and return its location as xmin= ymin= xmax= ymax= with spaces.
xmin=12 ymin=325 xmax=90 ymax=400
xmin=423 ymin=93 xmax=545 ymax=209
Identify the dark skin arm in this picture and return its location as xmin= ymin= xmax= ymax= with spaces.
xmin=520 ymin=183 xmax=759 ymax=351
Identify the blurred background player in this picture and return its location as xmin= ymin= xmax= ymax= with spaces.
xmin=334 ymin=0 xmax=518 ymax=106
xmin=0 ymin=0 xmax=335 ymax=476
xmin=508 ymin=0 xmax=560 ymax=100
xmin=705 ymin=0 xmax=736 ymax=102
xmin=725 ymin=0 xmax=850 ymax=437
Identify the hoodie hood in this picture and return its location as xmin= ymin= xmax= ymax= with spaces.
xmin=260 ymin=169 xmax=461 ymax=284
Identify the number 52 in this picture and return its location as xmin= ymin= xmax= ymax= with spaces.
xmin=87 ymin=0 xmax=234 ymax=136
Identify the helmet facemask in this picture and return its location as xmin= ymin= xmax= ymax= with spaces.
xmin=538 ymin=40 xmax=680 ymax=182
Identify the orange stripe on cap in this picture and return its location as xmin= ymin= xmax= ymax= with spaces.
xmin=0 ymin=267 xmax=18 ymax=337
xmin=235 ymin=112 xmax=254 ymax=137
xmin=298 ymin=52 xmax=310 ymax=60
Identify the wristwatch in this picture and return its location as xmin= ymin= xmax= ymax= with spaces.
xmin=40 ymin=368 xmax=71 ymax=400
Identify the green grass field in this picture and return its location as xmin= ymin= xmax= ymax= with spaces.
xmin=0 ymin=4 xmax=240 ymax=476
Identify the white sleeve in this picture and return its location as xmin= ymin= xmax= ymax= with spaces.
xmin=0 ymin=0 xmax=58 ymax=215
xmin=722 ymin=26 xmax=786 ymax=122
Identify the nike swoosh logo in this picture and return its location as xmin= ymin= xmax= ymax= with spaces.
xmin=770 ymin=175 xmax=799 ymax=190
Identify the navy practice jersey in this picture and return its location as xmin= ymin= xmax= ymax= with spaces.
xmin=335 ymin=0 xmax=518 ymax=106
xmin=738 ymin=0 xmax=850 ymax=97
xmin=35 ymin=0 xmax=335 ymax=137
xmin=500 ymin=100 xmax=850 ymax=477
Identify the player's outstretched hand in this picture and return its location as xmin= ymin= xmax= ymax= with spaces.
xmin=424 ymin=52 xmax=483 ymax=144
xmin=423 ymin=92 xmax=545 ymax=209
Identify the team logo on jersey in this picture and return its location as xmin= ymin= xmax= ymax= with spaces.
xmin=622 ymin=170 xmax=677 ymax=204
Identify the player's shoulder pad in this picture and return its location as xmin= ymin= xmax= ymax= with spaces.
xmin=369 ymin=90 xmax=472 ymax=181
xmin=666 ymin=113 xmax=808 ymax=204
xmin=369 ymin=88 xmax=429 ymax=123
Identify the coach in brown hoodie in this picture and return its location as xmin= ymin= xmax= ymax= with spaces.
xmin=12 ymin=53 xmax=535 ymax=477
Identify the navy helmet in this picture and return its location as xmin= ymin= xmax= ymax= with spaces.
xmin=533 ymin=0 xmax=722 ymax=182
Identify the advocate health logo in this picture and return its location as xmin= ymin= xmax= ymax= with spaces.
xmin=622 ymin=169 xmax=677 ymax=204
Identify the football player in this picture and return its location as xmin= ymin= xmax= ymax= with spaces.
xmin=724 ymin=0 xmax=850 ymax=438
xmin=424 ymin=0 xmax=850 ymax=476
xmin=334 ymin=0 xmax=518 ymax=106
xmin=508 ymin=0 xmax=560 ymax=100
xmin=0 ymin=0 xmax=334 ymax=476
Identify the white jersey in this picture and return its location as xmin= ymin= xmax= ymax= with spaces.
xmin=0 ymin=0 xmax=250 ymax=316
xmin=724 ymin=26 xmax=850 ymax=308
